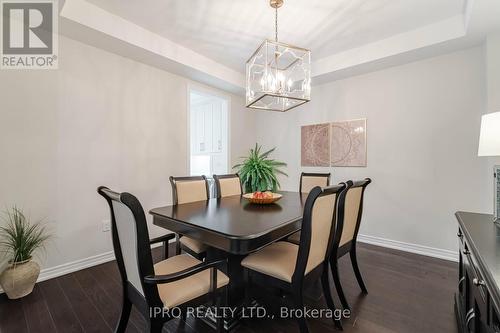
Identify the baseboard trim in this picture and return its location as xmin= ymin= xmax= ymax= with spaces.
xmin=358 ymin=234 xmax=458 ymax=262
xmin=2 ymin=235 xmax=457 ymax=295
xmin=39 ymin=251 xmax=116 ymax=282
xmin=0 ymin=241 xmax=167 ymax=294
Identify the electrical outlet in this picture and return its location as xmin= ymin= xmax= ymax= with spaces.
xmin=102 ymin=219 xmax=111 ymax=232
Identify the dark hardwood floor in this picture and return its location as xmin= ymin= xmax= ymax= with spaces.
xmin=0 ymin=243 xmax=458 ymax=333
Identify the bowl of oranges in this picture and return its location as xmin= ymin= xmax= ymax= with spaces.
xmin=243 ymin=191 xmax=282 ymax=204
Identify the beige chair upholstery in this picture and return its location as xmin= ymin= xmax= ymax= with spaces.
xmin=218 ymin=177 xmax=242 ymax=197
xmin=180 ymin=236 xmax=208 ymax=254
xmin=172 ymin=178 xmax=209 ymax=254
xmin=243 ymin=192 xmax=337 ymax=282
xmin=301 ymin=176 xmax=329 ymax=193
xmin=306 ymin=193 xmax=336 ymax=270
xmin=176 ymin=180 xmax=208 ymax=204
xmin=339 ymin=186 xmax=363 ymax=246
xmin=154 ymin=254 xmax=229 ymax=309
xmin=241 ymin=242 xmax=299 ymax=282
xmin=289 ymin=173 xmax=331 ymax=244
xmin=287 ymin=231 xmax=301 ymax=244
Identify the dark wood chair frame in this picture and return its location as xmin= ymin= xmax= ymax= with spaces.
xmin=213 ymin=173 xmax=243 ymax=198
xmin=329 ymin=178 xmax=371 ymax=311
xmin=243 ymin=184 xmax=347 ymax=332
xmin=169 ymin=175 xmax=210 ymax=260
xmin=98 ymin=186 xmax=227 ymax=333
xmin=299 ymin=172 xmax=331 ymax=194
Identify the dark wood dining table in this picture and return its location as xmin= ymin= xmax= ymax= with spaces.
xmin=149 ymin=191 xmax=306 ymax=326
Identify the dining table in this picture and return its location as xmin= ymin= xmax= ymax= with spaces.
xmin=149 ymin=191 xmax=306 ymax=328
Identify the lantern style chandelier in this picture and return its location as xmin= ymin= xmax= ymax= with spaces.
xmin=246 ymin=0 xmax=311 ymax=112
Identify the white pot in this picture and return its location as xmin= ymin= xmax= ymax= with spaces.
xmin=0 ymin=259 xmax=40 ymax=299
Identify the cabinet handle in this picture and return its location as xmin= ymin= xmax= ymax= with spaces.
xmin=218 ymin=139 xmax=222 ymax=150
xmin=473 ymin=278 xmax=486 ymax=287
xmin=200 ymin=143 xmax=205 ymax=152
xmin=458 ymin=276 xmax=465 ymax=288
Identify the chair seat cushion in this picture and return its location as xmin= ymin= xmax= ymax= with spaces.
xmin=241 ymin=242 xmax=300 ymax=283
xmin=154 ymin=254 xmax=229 ymax=309
xmin=287 ymin=231 xmax=301 ymax=245
xmin=180 ymin=236 xmax=208 ymax=254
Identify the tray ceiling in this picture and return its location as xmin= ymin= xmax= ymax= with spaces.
xmin=86 ymin=0 xmax=464 ymax=72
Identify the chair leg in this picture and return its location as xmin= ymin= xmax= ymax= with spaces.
xmin=114 ymin=298 xmax=131 ymax=333
xmin=175 ymin=234 xmax=181 ymax=255
xmin=321 ymin=270 xmax=343 ymax=330
xmin=162 ymin=240 xmax=168 ymax=260
xmin=330 ymin=258 xmax=350 ymax=310
xmin=146 ymin=319 xmax=164 ymax=333
xmin=291 ymin=288 xmax=309 ymax=333
xmin=350 ymin=245 xmax=368 ymax=294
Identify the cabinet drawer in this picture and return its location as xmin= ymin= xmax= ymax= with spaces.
xmin=467 ymin=251 xmax=488 ymax=304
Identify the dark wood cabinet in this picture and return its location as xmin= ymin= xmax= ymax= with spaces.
xmin=455 ymin=212 xmax=500 ymax=333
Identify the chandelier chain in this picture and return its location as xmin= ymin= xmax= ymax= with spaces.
xmin=275 ymin=6 xmax=278 ymax=42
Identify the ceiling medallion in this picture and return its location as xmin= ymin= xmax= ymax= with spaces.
xmin=246 ymin=0 xmax=311 ymax=112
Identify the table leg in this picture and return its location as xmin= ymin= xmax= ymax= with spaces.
xmin=204 ymin=249 xmax=248 ymax=330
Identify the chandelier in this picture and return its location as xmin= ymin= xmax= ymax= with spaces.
xmin=246 ymin=0 xmax=311 ymax=112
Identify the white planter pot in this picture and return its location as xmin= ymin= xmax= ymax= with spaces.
xmin=0 ymin=259 xmax=40 ymax=299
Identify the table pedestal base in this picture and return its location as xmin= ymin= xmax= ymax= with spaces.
xmin=198 ymin=299 xmax=259 ymax=331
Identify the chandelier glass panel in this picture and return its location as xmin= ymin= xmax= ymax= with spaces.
xmin=245 ymin=1 xmax=311 ymax=112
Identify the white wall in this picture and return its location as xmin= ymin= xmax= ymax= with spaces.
xmin=255 ymin=46 xmax=489 ymax=253
xmin=0 ymin=35 xmax=494 ymax=273
xmin=0 ymin=36 xmax=256 ymax=271
xmin=486 ymin=32 xmax=500 ymax=112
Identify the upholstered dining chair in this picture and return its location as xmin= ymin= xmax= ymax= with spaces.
xmin=241 ymin=184 xmax=346 ymax=332
xmin=213 ymin=174 xmax=243 ymax=198
xmin=287 ymin=172 xmax=332 ymax=244
xmin=299 ymin=172 xmax=331 ymax=194
xmin=329 ymin=178 xmax=371 ymax=311
xmin=97 ymin=186 xmax=229 ymax=333
xmin=170 ymin=175 xmax=210 ymax=260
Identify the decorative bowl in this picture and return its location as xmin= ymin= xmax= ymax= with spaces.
xmin=243 ymin=192 xmax=282 ymax=204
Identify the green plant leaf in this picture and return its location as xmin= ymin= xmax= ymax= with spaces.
xmin=232 ymin=143 xmax=287 ymax=193
xmin=0 ymin=207 xmax=51 ymax=263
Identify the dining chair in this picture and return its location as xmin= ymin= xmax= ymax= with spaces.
xmin=170 ymin=175 xmax=210 ymax=260
xmin=299 ymin=172 xmax=331 ymax=193
xmin=213 ymin=174 xmax=243 ymax=198
xmin=330 ymin=178 xmax=371 ymax=311
xmin=241 ymin=184 xmax=346 ymax=332
xmin=97 ymin=186 xmax=229 ymax=333
xmin=287 ymin=172 xmax=331 ymax=245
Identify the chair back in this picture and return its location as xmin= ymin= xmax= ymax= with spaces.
xmin=97 ymin=187 xmax=160 ymax=305
xmin=299 ymin=172 xmax=331 ymax=194
xmin=337 ymin=178 xmax=371 ymax=247
xmin=213 ymin=174 xmax=243 ymax=198
xmin=170 ymin=176 xmax=209 ymax=204
xmin=293 ymin=184 xmax=345 ymax=282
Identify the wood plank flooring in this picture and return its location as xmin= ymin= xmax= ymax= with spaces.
xmin=0 ymin=243 xmax=458 ymax=333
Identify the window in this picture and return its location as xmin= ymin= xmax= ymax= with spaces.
xmin=189 ymin=89 xmax=229 ymax=177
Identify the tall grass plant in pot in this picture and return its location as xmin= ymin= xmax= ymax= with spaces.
xmin=0 ymin=207 xmax=51 ymax=299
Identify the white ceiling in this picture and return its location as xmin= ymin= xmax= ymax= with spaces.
xmin=86 ymin=0 xmax=465 ymax=72
xmin=59 ymin=0 xmax=500 ymax=94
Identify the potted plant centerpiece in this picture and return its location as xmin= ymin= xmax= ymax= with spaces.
xmin=0 ymin=207 xmax=51 ymax=299
xmin=233 ymin=144 xmax=288 ymax=203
